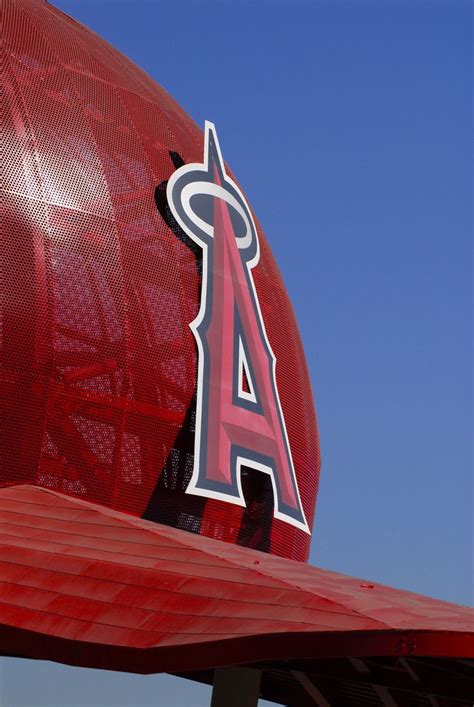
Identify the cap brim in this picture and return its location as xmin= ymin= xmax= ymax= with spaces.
xmin=1 ymin=484 xmax=472 ymax=703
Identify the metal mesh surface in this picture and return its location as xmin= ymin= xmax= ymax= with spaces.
xmin=1 ymin=0 xmax=320 ymax=561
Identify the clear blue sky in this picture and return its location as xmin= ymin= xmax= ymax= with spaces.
xmin=2 ymin=1 xmax=472 ymax=705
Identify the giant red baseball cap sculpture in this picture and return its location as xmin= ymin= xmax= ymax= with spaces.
xmin=1 ymin=1 xmax=473 ymax=704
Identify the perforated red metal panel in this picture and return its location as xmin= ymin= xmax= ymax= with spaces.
xmin=1 ymin=0 xmax=320 ymax=561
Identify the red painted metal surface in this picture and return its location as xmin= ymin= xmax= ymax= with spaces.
xmin=1 ymin=485 xmax=472 ymax=675
xmin=2 ymin=2 xmax=473 ymax=699
xmin=1 ymin=0 xmax=320 ymax=562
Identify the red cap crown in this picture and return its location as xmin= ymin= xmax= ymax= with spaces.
xmin=1 ymin=0 xmax=320 ymax=561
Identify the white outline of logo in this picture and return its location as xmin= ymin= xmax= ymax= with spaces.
xmin=167 ymin=121 xmax=310 ymax=534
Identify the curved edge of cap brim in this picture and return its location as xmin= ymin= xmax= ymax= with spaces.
xmin=0 ymin=484 xmax=472 ymax=675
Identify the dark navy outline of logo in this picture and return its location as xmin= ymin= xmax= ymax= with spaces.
xmin=167 ymin=121 xmax=310 ymax=534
